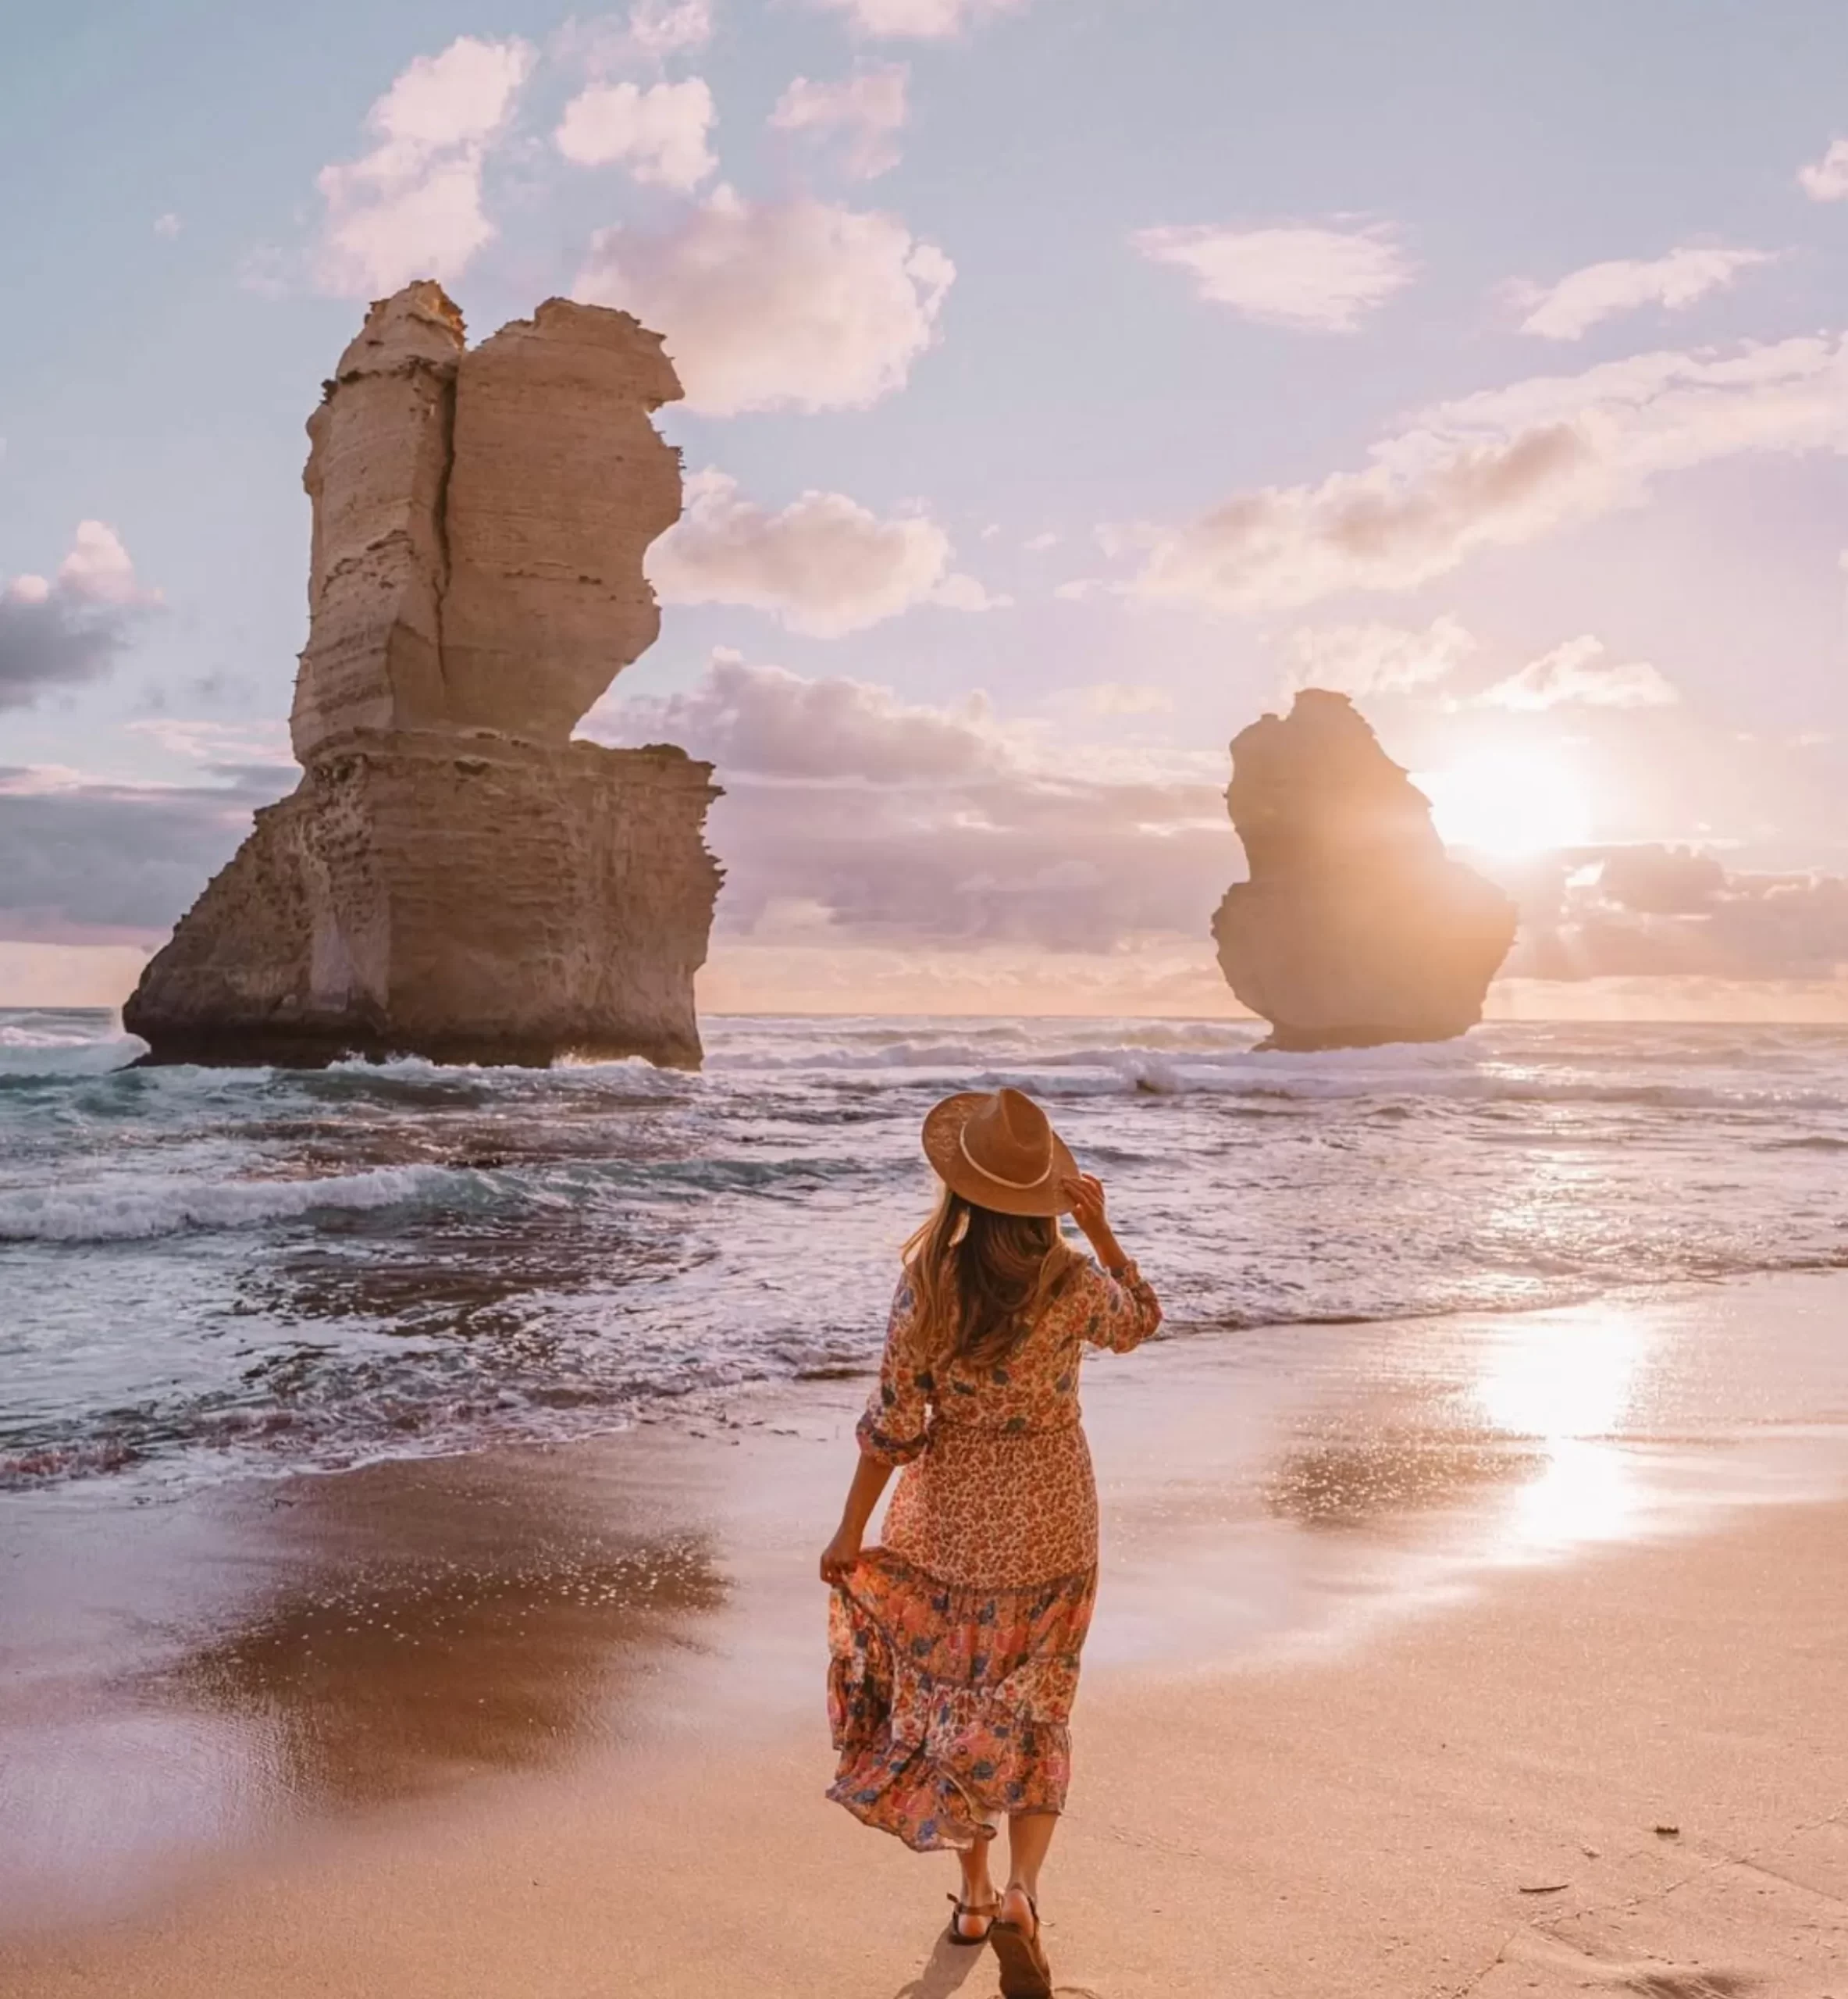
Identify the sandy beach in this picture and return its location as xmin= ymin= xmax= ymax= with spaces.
xmin=3 ymin=1270 xmax=1846 ymax=1995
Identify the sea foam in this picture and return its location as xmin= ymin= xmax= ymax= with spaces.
xmin=0 ymin=1163 xmax=473 ymax=1242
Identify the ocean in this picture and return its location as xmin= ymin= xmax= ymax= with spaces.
xmin=4 ymin=1008 xmax=1846 ymax=1497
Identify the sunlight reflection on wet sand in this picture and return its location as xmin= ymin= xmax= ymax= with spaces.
xmin=1476 ymin=1304 xmax=1650 ymax=1553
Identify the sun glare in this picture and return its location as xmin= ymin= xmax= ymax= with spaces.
xmin=1416 ymin=746 xmax=1593 ymax=857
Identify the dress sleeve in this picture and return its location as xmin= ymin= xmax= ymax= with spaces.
xmin=854 ymin=1274 xmax=934 ymax=1466
xmin=1076 ymin=1255 xmax=1163 ymax=1353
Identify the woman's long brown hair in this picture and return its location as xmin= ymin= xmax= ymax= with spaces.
xmin=903 ymin=1185 xmax=1077 ymax=1370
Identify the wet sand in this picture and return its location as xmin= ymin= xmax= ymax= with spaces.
xmin=3 ymin=1272 xmax=1847 ymax=1994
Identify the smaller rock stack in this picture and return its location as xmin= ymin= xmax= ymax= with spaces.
xmin=1212 ymin=690 xmax=1516 ymax=1050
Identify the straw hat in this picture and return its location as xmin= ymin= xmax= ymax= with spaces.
xmin=921 ymin=1086 xmax=1077 ymax=1217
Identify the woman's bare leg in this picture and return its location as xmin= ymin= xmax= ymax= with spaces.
xmin=1000 ymin=1809 xmax=1058 ymax=1930
xmin=951 ymin=1825 xmax=999 ymax=1938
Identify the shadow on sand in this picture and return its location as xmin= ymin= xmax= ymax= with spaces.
xmin=889 ymin=1930 xmax=992 ymax=1999
xmin=889 ymin=1927 xmax=1103 ymax=1999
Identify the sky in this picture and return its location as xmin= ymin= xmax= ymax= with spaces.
xmin=3 ymin=0 xmax=1846 ymax=1018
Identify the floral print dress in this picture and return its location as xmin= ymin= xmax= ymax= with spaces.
xmin=827 ymin=1250 xmax=1163 ymax=1851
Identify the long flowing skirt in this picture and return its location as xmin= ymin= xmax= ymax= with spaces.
xmin=825 ymin=1423 xmax=1099 ymax=1851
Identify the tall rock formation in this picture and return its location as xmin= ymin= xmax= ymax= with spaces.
xmin=126 ymin=283 xmax=721 ymax=1068
xmin=1212 ymin=690 xmax=1516 ymax=1050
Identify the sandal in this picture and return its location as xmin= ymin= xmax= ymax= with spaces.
xmin=990 ymin=1888 xmax=1053 ymax=1997
xmin=944 ymin=1891 xmax=1000 ymax=1946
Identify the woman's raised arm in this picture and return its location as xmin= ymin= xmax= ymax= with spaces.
xmin=1061 ymin=1172 xmax=1163 ymax=1352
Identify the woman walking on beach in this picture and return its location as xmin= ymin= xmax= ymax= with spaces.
xmin=820 ymin=1086 xmax=1162 ymax=1996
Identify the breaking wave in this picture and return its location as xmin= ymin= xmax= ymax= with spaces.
xmin=0 ymin=1163 xmax=481 ymax=1242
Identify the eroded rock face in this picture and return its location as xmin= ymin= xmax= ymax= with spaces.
xmin=126 ymin=283 xmax=721 ymax=1069
xmin=442 ymin=301 xmax=684 ymax=743
xmin=292 ymin=283 xmax=465 ymax=760
xmin=127 ymin=740 xmax=719 ymax=1067
xmin=1211 ymin=690 xmax=1516 ymax=1050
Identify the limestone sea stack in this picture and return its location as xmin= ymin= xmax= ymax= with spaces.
xmin=124 ymin=282 xmax=721 ymax=1068
xmin=1211 ymin=690 xmax=1516 ymax=1051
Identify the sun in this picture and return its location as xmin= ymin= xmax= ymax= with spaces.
xmin=1415 ymin=744 xmax=1593 ymax=857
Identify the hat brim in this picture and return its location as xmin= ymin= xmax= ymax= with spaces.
xmin=921 ymin=1092 xmax=1077 ymax=1217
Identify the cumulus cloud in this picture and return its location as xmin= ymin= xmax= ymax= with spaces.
xmin=769 ymin=66 xmax=909 ymax=178
xmin=649 ymin=470 xmax=998 ymax=634
xmin=932 ymin=572 xmax=1009 ymax=611
xmin=555 ymin=77 xmax=716 ymax=189
xmin=593 ymin=653 xmax=1232 ymax=953
xmin=623 ymin=0 xmax=713 ymax=58
xmin=605 ymin=651 xmax=1007 ymax=782
xmin=1592 ymin=845 xmax=1727 ymax=915
xmin=575 ymin=188 xmax=953 ymax=413
xmin=312 ymin=35 xmax=533 ymax=296
xmin=1505 ymin=846 xmax=1848 ymax=982
xmin=1512 ymin=245 xmax=1774 ymax=341
xmin=1132 ymin=333 xmax=1848 ymax=611
xmin=805 ymin=0 xmax=1029 ymax=41
xmin=551 ymin=0 xmax=713 ymax=77
xmin=1282 ymin=615 xmax=1476 ymax=699
xmin=1478 ymin=635 xmax=1679 ymax=711
xmin=1132 ymin=222 xmax=1415 ymax=333
xmin=1 ymin=522 xmax=159 ymax=712
xmin=1798 ymin=137 xmax=1848 ymax=201
xmin=51 ymin=522 xmax=150 ymax=604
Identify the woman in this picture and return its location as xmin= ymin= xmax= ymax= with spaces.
xmin=819 ymin=1085 xmax=1162 ymax=1997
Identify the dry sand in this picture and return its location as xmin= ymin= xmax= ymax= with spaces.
xmin=4 ymin=1277 xmax=1846 ymax=1996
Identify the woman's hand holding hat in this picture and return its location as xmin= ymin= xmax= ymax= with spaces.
xmin=1059 ymin=1171 xmax=1127 ymax=1270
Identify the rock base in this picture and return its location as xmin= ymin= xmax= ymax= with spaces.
xmin=123 ymin=736 xmax=721 ymax=1069
xmin=1213 ymin=862 xmax=1517 ymax=1052
xmin=1252 ymin=1024 xmax=1479 ymax=1054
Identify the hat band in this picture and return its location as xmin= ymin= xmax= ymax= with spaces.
xmin=959 ymin=1124 xmax=1053 ymax=1191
